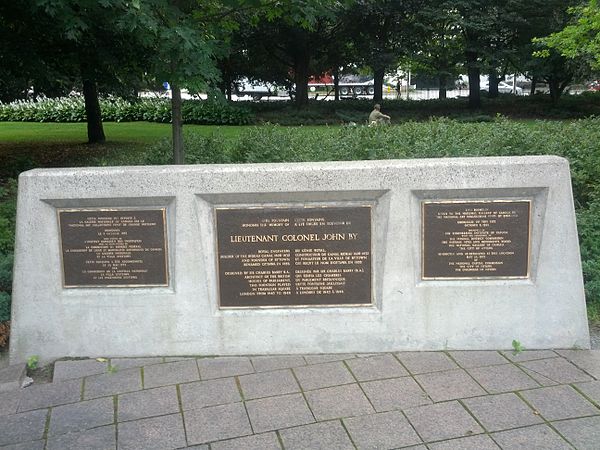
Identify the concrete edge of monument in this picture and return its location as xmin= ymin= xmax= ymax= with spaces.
xmin=9 ymin=156 xmax=590 ymax=363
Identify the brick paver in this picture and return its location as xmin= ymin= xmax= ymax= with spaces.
xmin=2 ymin=350 xmax=598 ymax=449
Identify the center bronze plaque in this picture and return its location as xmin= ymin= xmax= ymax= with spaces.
xmin=216 ymin=206 xmax=372 ymax=307
xmin=422 ymin=200 xmax=531 ymax=279
xmin=59 ymin=208 xmax=169 ymax=287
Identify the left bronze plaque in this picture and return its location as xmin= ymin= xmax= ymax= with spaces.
xmin=58 ymin=209 xmax=169 ymax=287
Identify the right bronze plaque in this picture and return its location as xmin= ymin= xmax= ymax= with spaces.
xmin=422 ymin=200 xmax=531 ymax=279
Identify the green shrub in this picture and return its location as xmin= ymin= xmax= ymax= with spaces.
xmin=0 ymin=252 xmax=13 ymax=293
xmin=0 ymin=292 xmax=10 ymax=322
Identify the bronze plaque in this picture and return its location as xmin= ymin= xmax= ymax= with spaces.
xmin=216 ymin=206 xmax=372 ymax=307
xmin=59 ymin=209 xmax=169 ymax=287
xmin=422 ymin=200 xmax=531 ymax=279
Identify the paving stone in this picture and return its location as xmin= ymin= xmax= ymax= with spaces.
xmin=184 ymin=402 xmax=252 ymax=445
xmin=143 ymin=360 xmax=199 ymax=388
xmin=197 ymin=357 xmax=254 ymax=380
xmin=48 ymin=396 xmax=114 ymax=436
xmin=210 ymin=432 xmax=281 ymax=450
xmin=293 ymin=361 xmax=354 ymax=391
xmin=239 ymin=369 xmax=299 ymax=400
xmin=552 ymin=416 xmax=600 ymax=450
xmin=520 ymin=385 xmax=599 ymax=421
xmin=84 ymin=367 xmax=142 ymax=399
xmin=360 ymin=376 xmax=431 ymax=412
xmin=303 ymin=354 xmax=355 ymax=364
xmin=448 ymin=351 xmax=507 ymax=368
xmin=427 ymin=435 xmax=500 ymax=450
xmin=343 ymin=410 xmax=422 ymax=449
xmin=164 ymin=356 xmax=197 ymax=362
xmin=251 ymin=355 xmax=306 ymax=372
xmin=415 ymin=369 xmax=486 ymax=402
xmin=0 ymin=364 xmax=26 ymax=392
xmin=246 ymin=393 xmax=314 ymax=433
xmin=556 ymin=349 xmax=600 ymax=379
xmin=180 ymin=377 xmax=241 ymax=410
xmin=117 ymin=413 xmax=186 ymax=450
xmin=185 ymin=446 xmax=209 ymax=450
xmin=109 ymin=357 xmax=164 ymax=370
xmin=462 ymin=393 xmax=543 ymax=432
xmin=519 ymin=366 xmax=559 ymax=387
xmin=0 ymin=440 xmax=45 ymax=449
xmin=491 ymin=424 xmax=571 ymax=450
xmin=500 ymin=350 xmax=557 ymax=362
xmin=18 ymin=378 xmax=82 ymax=411
xmin=304 ymin=384 xmax=374 ymax=420
xmin=46 ymin=424 xmax=116 ymax=450
xmin=54 ymin=360 xmax=108 ymax=381
xmin=519 ymin=357 xmax=593 ymax=384
xmin=345 ymin=354 xmax=408 ymax=381
xmin=466 ymin=364 xmax=539 ymax=393
xmin=279 ymin=420 xmax=354 ymax=450
xmin=118 ymin=385 xmax=179 ymax=422
xmin=574 ymin=380 xmax=600 ymax=405
xmin=0 ymin=409 xmax=48 ymax=447
xmin=404 ymin=401 xmax=483 ymax=442
xmin=395 ymin=352 xmax=458 ymax=374
xmin=0 ymin=389 xmax=21 ymax=416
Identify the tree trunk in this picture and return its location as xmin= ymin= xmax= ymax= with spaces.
xmin=439 ymin=74 xmax=447 ymax=99
xmin=530 ymin=77 xmax=537 ymax=96
xmin=82 ymin=78 xmax=105 ymax=144
xmin=171 ymin=83 xmax=184 ymax=164
xmin=488 ymin=68 xmax=499 ymax=98
xmin=373 ymin=67 xmax=385 ymax=102
xmin=466 ymin=50 xmax=481 ymax=109
xmin=294 ymin=52 xmax=310 ymax=108
xmin=333 ymin=68 xmax=340 ymax=101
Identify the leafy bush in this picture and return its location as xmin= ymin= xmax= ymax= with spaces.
xmin=0 ymin=292 xmax=9 ymax=323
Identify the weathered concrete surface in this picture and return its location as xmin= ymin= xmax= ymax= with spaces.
xmin=10 ymin=156 xmax=589 ymax=362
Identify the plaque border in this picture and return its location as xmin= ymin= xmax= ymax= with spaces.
xmin=57 ymin=207 xmax=170 ymax=288
xmin=214 ymin=204 xmax=374 ymax=309
xmin=421 ymin=199 xmax=532 ymax=281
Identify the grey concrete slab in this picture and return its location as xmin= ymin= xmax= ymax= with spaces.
xmin=360 ymin=376 xmax=431 ymax=412
xmin=197 ymin=357 xmax=253 ymax=380
xmin=415 ymin=369 xmax=486 ymax=402
xmin=109 ymin=357 xmax=163 ymax=370
xmin=345 ymin=354 xmax=408 ymax=381
xmin=519 ymin=357 xmax=593 ymax=384
xmin=184 ymin=446 xmax=209 ymax=450
xmin=184 ymin=402 xmax=252 ymax=445
xmin=556 ymin=349 xmax=600 ymax=379
xmin=279 ymin=421 xmax=354 ymax=450
xmin=48 ymin=396 xmax=114 ymax=436
xmin=303 ymin=354 xmax=355 ymax=364
xmin=46 ymin=424 xmax=116 ymax=450
xmin=520 ymin=385 xmax=599 ymax=421
xmin=246 ymin=393 xmax=315 ymax=433
xmin=180 ymin=377 xmax=241 ymax=411
xmin=552 ymin=416 xmax=600 ymax=450
xmin=0 ymin=364 xmax=26 ymax=392
xmin=210 ymin=432 xmax=281 ymax=450
xmin=395 ymin=352 xmax=458 ymax=374
xmin=519 ymin=366 xmax=559 ymax=387
xmin=84 ymin=367 xmax=142 ymax=399
xmin=500 ymin=350 xmax=557 ymax=362
xmin=343 ymin=410 xmax=422 ymax=449
xmin=117 ymin=413 xmax=186 ymax=450
xmin=118 ymin=385 xmax=179 ymax=422
xmin=462 ymin=393 xmax=543 ymax=432
xmin=466 ymin=364 xmax=539 ymax=393
xmin=143 ymin=360 xmax=199 ymax=388
xmin=238 ymin=369 xmax=300 ymax=400
xmin=0 ymin=409 xmax=48 ymax=447
xmin=304 ymin=384 xmax=374 ymax=420
xmin=404 ymin=401 xmax=483 ymax=442
xmin=164 ymin=357 xmax=196 ymax=362
xmin=0 ymin=441 xmax=45 ymax=450
xmin=0 ymin=389 xmax=21 ymax=416
xmin=53 ymin=360 xmax=107 ymax=381
xmin=18 ymin=378 xmax=82 ymax=412
xmin=427 ymin=435 xmax=500 ymax=450
xmin=293 ymin=361 xmax=354 ymax=391
xmin=491 ymin=424 xmax=571 ymax=450
xmin=251 ymin=355 xmax=306 ymax=373
xmin=574 ymin=380 xmax=600 ymax=404
xmin=449 ymin=351 xmax=507 ymax=368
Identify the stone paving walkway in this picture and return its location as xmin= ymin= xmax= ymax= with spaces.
xmin=1 ymin=350 xmax=599 ymax=449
